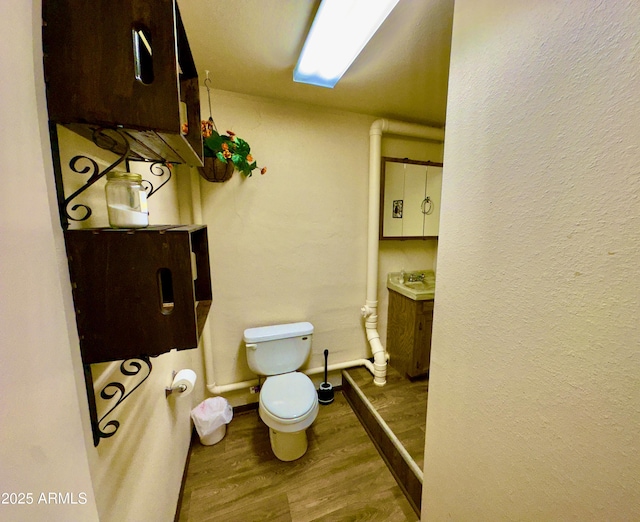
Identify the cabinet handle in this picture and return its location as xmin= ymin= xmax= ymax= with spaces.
xmin=421 ymin=196 xmax=433 ymax=215
xmin=132 ymin=24 xmax=154 ymax=85
xmin=157 ymin=268 xmax=174 ymax=314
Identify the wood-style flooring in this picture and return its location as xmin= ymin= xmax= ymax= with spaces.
xmin=344 ymin=365 xmax=428 ymax=470
xmin=177 ymin=392 xmax=418 ymax=522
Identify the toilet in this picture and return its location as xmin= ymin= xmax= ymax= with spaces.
xmin=244 ymin=321 xmax=319 ymax=461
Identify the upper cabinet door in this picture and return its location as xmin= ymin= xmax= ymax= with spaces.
xmin=380 ymin=157 xmax=443 ymax=239
xmin=43 ymin=0 xmax=203 ymax=166
xmin=422 ymin=165 xmax=442 ymax=237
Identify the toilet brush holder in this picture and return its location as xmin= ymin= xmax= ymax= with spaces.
xmin=318 ymin=382 xmax=334 ymax=404
xmin=318 ymin=349 xmax=334 ymax=405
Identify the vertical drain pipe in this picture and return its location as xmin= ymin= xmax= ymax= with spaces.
xmin=361 ymin=120 xmax=387 ymax=386
xmin=188 ymin=166 xmax=217 ymax=391
xmin=362 ymin=119 xmax=445 ymax=387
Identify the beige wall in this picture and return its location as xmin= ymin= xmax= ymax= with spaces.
xmin=423 ymin=1 xmax=640 ymax=520
xmin=198 ymin=90 xmax=441 ymax=398
xmin=0 ymin=2 xmax=99 ymax=521
xmin=56 ymin=127 xmax=208 ymax=522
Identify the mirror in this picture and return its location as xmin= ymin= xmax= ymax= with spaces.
xmin=380 ymin=157 xmax=443 ymax=239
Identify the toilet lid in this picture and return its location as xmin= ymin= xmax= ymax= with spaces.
xmin=261 ymin=373 xmax=317 ymax=419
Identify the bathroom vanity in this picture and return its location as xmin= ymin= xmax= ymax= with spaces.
xmin=386 ymin=271 xmax=435 ymax=379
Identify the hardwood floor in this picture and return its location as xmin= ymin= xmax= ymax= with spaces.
xmin=177 ymin=392 xmax=418 ymax=521
xmin=344 ymin=365 xmax=428 ymax=469
xmin=342 ymin=366 xmax=428 ymax=514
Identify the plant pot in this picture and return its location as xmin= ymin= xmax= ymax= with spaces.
xmin=198 ymin=157 xmax=235 ymax=182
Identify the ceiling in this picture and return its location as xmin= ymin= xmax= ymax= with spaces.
xmin=179 ymin=0 xmax=454 ymax=127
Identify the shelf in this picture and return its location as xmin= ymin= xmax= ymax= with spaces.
xmin=43 ymin=1 xmax=210 ymax=446
xmin=42 ymin=0 xmax=203 ymax=166
xmin=64 ymin=225 xmax=212 ymax=365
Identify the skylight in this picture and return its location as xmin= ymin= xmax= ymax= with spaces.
xmin=293 ymin=0 xmax=400 ymax=88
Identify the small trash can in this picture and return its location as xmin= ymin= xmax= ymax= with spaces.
xmin=191 ymin=397 xmax=233 ymax=445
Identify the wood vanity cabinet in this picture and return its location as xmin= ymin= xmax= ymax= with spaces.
xmin=64 ymin=225 xmax=212 ymax=364
xmin=42 ymin=0 xmax=203 ymax=166
xmin=386 ymin=290 xmax=434 ymax=379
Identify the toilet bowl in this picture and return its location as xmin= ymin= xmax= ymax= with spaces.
xmin=244 ymin=322 xmax=318 ymax=461
xmin=260 ymin=372 xmax=319 ymax=461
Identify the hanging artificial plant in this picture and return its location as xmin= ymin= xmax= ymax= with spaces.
xmin=201 ymin=120 xmax=267 ymax=177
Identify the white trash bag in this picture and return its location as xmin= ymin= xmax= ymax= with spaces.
xmin=191 ymin=397 xmax=233 ymax=445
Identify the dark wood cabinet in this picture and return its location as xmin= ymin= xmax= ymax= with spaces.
xmin=64 ymin=225 xmax=212 ymax=364
xmin=42 ymin=0 xmax=203 ymax=166
xmin=386 ymin=290 xmax=433 ymax=379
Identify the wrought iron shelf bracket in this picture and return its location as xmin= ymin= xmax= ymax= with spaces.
xmin=50 ymin=125 xmax=173 ymax=229
xmin=142 ymin=161 xmax=173 ymax=198
xmin=84 ymin=357 xmax=153 ymax=446
xmin=49 ymin=123 xmax=178 ymax=446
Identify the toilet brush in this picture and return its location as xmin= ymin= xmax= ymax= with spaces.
xmin=318 ymin=349 xmax=334 ymax=405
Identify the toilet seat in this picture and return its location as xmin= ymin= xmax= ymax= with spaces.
xmin=261 ymin=372 xmax=316 ymax=418
xmin=259 ymin=372 xmax=318 ymax=433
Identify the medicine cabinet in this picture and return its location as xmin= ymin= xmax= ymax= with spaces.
xmin=380 ymin=157 xmax=443 ymax=239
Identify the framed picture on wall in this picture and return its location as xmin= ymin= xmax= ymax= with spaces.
xmin=393 ymin=200 xmax=403 ymax=218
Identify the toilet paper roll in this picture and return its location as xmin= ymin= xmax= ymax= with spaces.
xmin=171 ymin=369 xmax=197 ymax=397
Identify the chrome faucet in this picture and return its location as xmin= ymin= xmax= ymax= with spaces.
xmin=407 ymin=272 xmax=425 ymax=283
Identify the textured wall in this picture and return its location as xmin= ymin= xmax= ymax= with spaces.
xmin=199 ymin=90 xmax=440 ymax=395
xmin=423 ymin=1 xmax=640 ymax=520
xmin=199 ymin=90 xmax=371 ymax=388
xmin=0 ymin=1 xmax=99 ymax=520
xmin=2 ymin=8 xmax=207 ymax=521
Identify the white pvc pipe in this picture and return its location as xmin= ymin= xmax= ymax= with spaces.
xmin=206 ymin=357 xmax=385 ymax=395
xmin=373 ymin=119 xmax=445 ymax=142
xmin=362 ymin=119 xmax=445 ymax=387
xmin=188 ymin=167 xmax=218 ymax=392
xmin=208 ymin=378 xmax=259 ymax=395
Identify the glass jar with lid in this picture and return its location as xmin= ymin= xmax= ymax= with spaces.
xmin=105 ymin=171 xmax=149 ymax=228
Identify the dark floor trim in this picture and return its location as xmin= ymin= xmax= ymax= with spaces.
xmin=342 ymin=370 xmax=422 ymax=516
xmin=174 ymin=428 xmax=197 ymax=522
xmin=232 ymin=401 xmax=259 ymax=415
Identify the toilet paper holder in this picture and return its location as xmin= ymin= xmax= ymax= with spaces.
xmin=165 ymin=369 xmax=196 ymax=397
xmin=165 ymin=377 xmax=187 ymax=397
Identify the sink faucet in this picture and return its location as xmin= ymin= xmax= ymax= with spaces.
xmin=407 ymin=272 xmax=425 ymax=283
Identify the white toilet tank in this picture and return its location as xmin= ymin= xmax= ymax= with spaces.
xmin=244 ymin=322 xmax=314 ymax=376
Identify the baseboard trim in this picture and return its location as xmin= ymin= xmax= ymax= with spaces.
xmin=174 ymin=428 xmax=197 ymax=522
